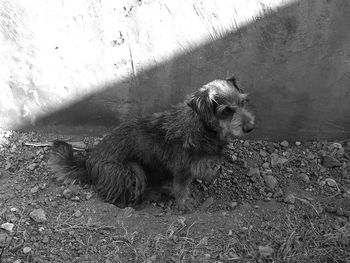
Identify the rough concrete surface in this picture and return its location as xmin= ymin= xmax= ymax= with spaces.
xmin=0 ymin=0 xmax=350 ymax=140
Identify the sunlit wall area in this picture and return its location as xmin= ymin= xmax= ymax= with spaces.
xmin=1 ymin=0 xmax=349 ymax=139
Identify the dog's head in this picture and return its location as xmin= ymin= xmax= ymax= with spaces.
xmin=187 ymin=77 xmax=255 ymax=140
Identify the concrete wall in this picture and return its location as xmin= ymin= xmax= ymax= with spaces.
xmin=1 ymin=0 xmax=350 ymax=140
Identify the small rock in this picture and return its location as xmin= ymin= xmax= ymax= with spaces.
xmin=264 ymin=175 xmax=278 ymax=189
xmin=204 ymin=254 xmax=211 ymax=259
xmin=74 ymin=210 xmax=82 ymax=218
xmin=10 ymin=207 xmax=19 ymax=212
xmin=306 ymin=153 xmax=315 ymax=160
xmin=23 ymin=246 xmax=31 ymax=254
xmin=247 ymin=167 xmax=260 ymax=177
xmin=38 ymin=183 xmax=46 ymax=190
xmin=259 ymin=150 xmax=268 ymax=157
xmin=63 ymin=188 xmax=73 ymax=199
xmin=298 ymin=173 xmax=310 ymax=183
xmin=270 ymin=153 xmax=288 ymax=167
xmin=13 ymin=260 xmax=21 ymax=263
xmin=201 ymin=197 xmax=214 ymax=210
xmin=286 ymin=167 xmax=293 ymax=173
xmin=30 ymin=186 xmax=39 ymax=194
xmin=5 ymin=161 xmax=11 ymax=170
xmin=146 ymin=255 xmax=157 ymax=263
xmin=228 ymin=251 xmax=240 ymax=260
xmin=1 ymin=222 xmax=14 ymax=232
xmin=321 ymin=155 xmax=341 ymax=168
xmin=42 ymin=235 xmax=49 ymax=244
xmin=228 ymin=229 xmax=233 ymax=236
xmin=258 ymin=245 xmax=274 ymax=257
xmin=336 ymin=207 xmax=345 ymax=216
xmin=328 ymin=142 xmax=345 ymax=157
xmin=231 ymin=154 xmax=237 ymax=162
xmin=28 ymin=163 xmax=38 ymax=171
xmin=230 ymin=202 xmax=238 ymax=209
xmin=5 ymin=213 xmax=18 ymax=222
xmin=295 ymin=141 xmax=301 ymax=146
xmin=266 ymin=143 xmax=275 ymax=154
xmin=262 ymin=162 xmax=270 ymax=169
xmin=324 ymin=178 xmax=339 ymax=189
xmin=29 ymin=208 xmax=47 ymax=223
xmin=0 ymin=233 xmax=9 ymax=245
xmin=243 ymin=141 xmax=250 ymax=147
xmin=273 ymin=188 xmax=283 ymax=198
xmin=284 ymin=194 xmax=295 ymax=204
xmin=280 ymin=140 xmax=289 ymax=147
xmin=85 ymin=192 xmax=93 ymax=200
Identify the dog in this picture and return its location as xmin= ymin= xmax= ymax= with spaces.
xmin=49 ymin=77 xmax=255 ymax=211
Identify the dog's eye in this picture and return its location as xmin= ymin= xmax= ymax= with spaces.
xmin=219 ymin=107 xmax=234 ymax=118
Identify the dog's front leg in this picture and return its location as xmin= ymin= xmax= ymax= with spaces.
xmin=171 ymin=171 xmax=194 ymax=211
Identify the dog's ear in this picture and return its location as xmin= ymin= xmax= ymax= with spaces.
xmin=226 ymin=76 xmax=244 ymax=93
xmin=187 ymin=88 xmax=217 ymax=126
xmin=226 ymin=76 xmax=237 ymax=86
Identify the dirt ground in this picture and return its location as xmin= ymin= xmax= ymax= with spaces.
xmin=0 ymin=130 xmax=349 ymax=263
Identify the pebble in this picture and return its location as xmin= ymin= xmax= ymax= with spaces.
xmin=74 ymin=210 xmax=82 ymax=218
xmin=328 ymin=142 xmax=345 ymax=157
xmin=259 ymin=150 xmax=268 ymax=157
xmin=264 ymin=175 xmax=278 ymax=189
xmin=1 ymin=222 xmax=14 ymax=232
xmin=270 ymin=153 xmax=288 ymax=167
xmin=247 ymin=167 xmax=260 ymax=177
xmin=85 ymin=192 xmax=93 ymax=200
xmin=273 ymin=188 xmax=283 ymax=198
xmin=28 ymin=163 xmax=38 ymax=171
xmin=230 ymin=201 xmax=238 ymax=209
xmin=262 ymin=162 xmax=270 ymax=169
xmin=63 ymin=188 xmax=73 ymax=199
xmin=146 ymin=255 xmax=157 ymax=263
xmin=266 ymin=143 xmax=275 ymax=154
xmin=10 ymin=207 xmax=19 ymax=212
xmin=29 ymin=208 xmax=47 ymax=223
xmin=258 ymin=245 xmax=274 ymax=257
xmin=42 ymin=235 xmax=50 ymax=244
xmin=324 ymin=178 xmax=338 ymax=188
xmin=284 ymin=193 xmax=296 ymax=204
xmin=5 ymin=213 xmax=18 ymax=222
xmin=321 ymin=155 xmax=341 ymax=168
xmin=13 ymin=260 xmax=21 ymax=263
xmin=0 ymin=233 xmax=9 ymax=244
xmin=336 ymin=207 xmax=345 ymax=217
xmin=298 ymin=173 xmax=310 ymax=183
xmin=295 ymin=141 xmax=301 ymax=146
xmin=23 ymin=246 xmax=31 ymax=254
xmin=280 ymin=140 xmax=289 ymax=147
xmin=30 ymin=186 xmax=39 ymax=194
xmin=201 ymin=197 xmax=214 ymax=210
xmin=243 ymin=141 xmax=250 ymax=147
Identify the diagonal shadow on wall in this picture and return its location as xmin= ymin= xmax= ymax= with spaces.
xmin=19 ymin=0 xmax=350 ymax=140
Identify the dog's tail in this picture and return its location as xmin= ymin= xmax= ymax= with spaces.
xmin=48 ymin=140 xmax=90 ymax=184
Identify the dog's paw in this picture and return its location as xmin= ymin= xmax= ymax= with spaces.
xmin=175 ymin=197 xmax=196 ymax=213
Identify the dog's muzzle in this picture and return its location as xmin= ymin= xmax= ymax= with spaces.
xmin=243 ymin=121 xmax=255 ymax=133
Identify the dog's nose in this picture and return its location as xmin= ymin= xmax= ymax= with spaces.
xmin=243 ymin=121 xmax=254 ymax=133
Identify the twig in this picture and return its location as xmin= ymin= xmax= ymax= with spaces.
xmin=24 ymin=141 xmax=86 ymax=151
xmin=294 ymin=197 xmax=320 ymax=217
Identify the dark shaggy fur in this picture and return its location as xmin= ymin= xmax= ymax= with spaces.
xmin=49 ymin=77 xmax=255 ymax=210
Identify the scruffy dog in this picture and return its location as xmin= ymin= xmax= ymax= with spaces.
xmin=49 ymin=77 xmax=255 ymax=211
